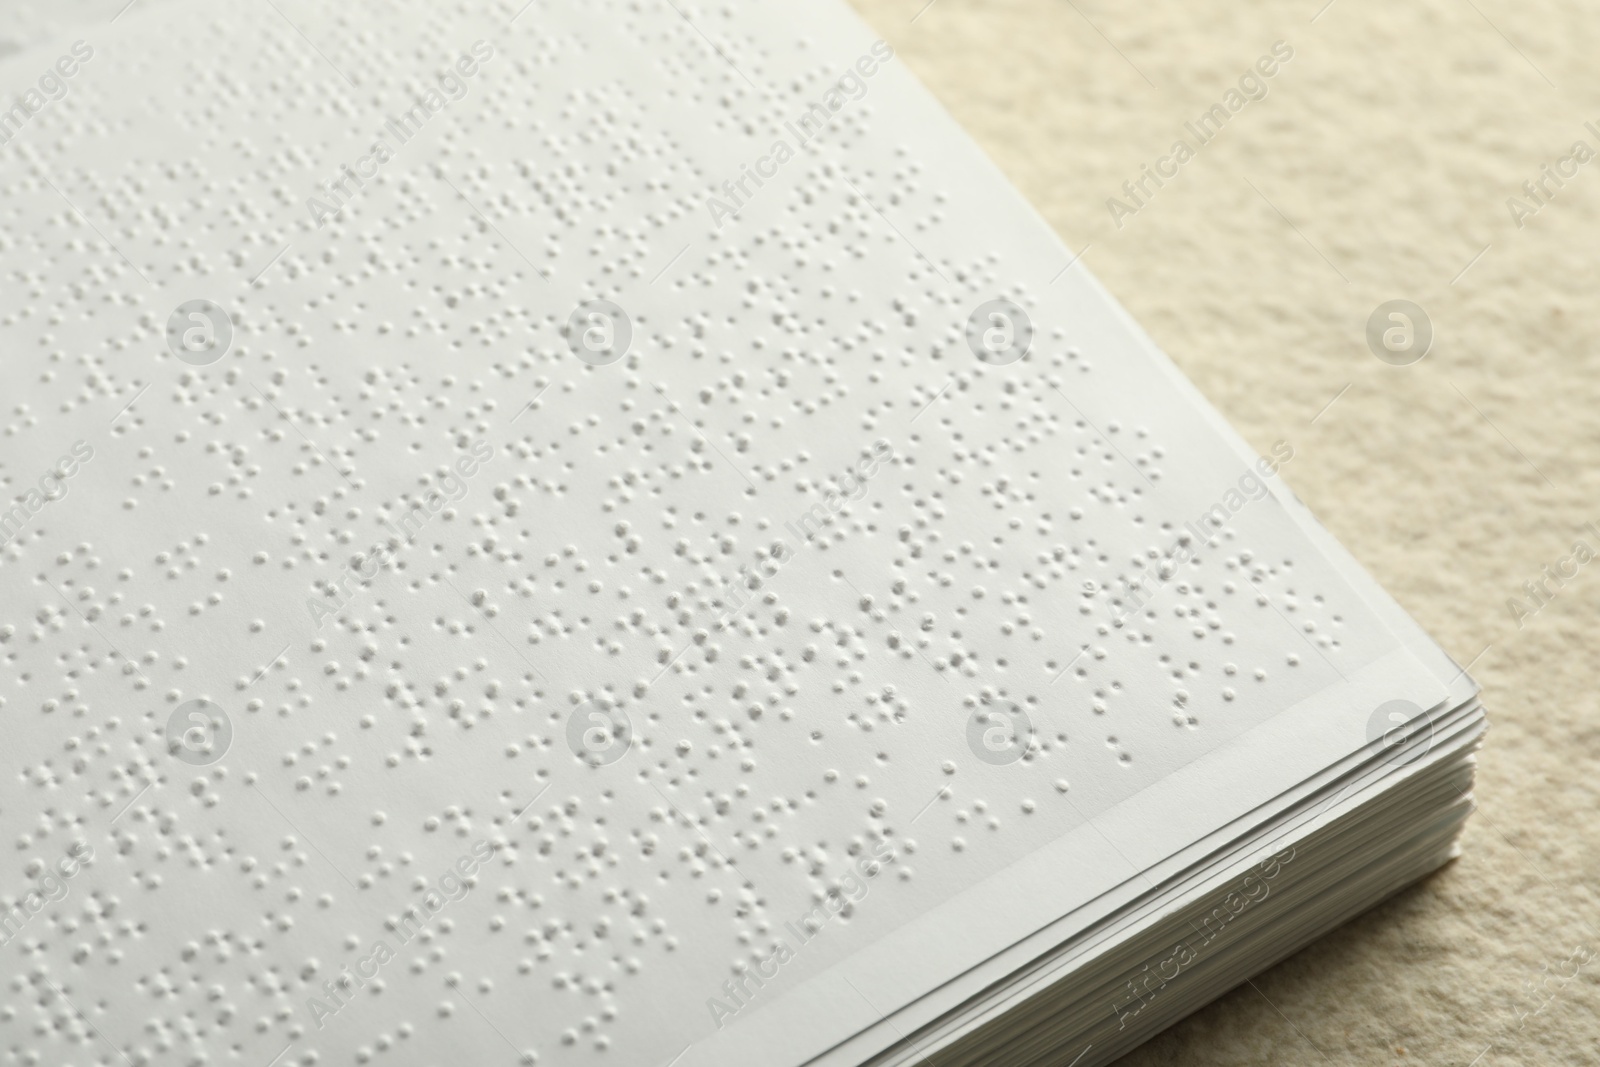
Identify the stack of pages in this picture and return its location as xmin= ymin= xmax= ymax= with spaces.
xmin=0 ymin=1 xmax=1481 ymax=1066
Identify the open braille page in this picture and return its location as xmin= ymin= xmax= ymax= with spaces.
xmin=0 ymin=2 xmax=1475 ymax=1067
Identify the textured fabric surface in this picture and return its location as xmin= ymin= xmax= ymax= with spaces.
xmin=847 ymin=1 xmax=1598 ymax=1064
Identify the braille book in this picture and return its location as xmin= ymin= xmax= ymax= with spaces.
xmin=0 ymin=1 xmax=1482 ymax=1065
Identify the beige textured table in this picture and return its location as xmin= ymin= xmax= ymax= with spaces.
xmin=848 ymin=1 xmax=1600 ymax=1064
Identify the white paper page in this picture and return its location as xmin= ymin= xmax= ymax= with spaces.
xmin=0 ymin=3 xmax=1472 ymax=1067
